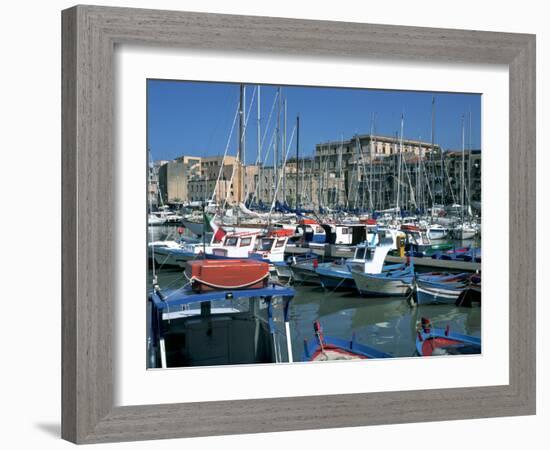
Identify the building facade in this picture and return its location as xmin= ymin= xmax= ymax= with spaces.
xmin=154 ymin=134 xmax=480 ymax=212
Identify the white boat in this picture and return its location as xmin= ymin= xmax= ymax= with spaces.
xmin=249 ymin=231 xmax=291 ymax=263
xmin=452 ymin=223 xmax=477 ymax=240
xmin=350 ymin=243 xmax=414 ymax=296
xmin=427 ymin=224 xmax=449 ymax=240
xmin=148 ymin=214 xmax=166 ymax=226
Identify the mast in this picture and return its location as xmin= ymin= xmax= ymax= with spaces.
xmin=461 ymin=115 xmax=465 ymax=225
xmin=430 ymin=96 xmax=436 ymax=210
xmin=283 ymin=98 xmax=287 ymax=205
xmin=396 ymin=116 xmax=404 ymax=213
xmin=295 ymin=115 xmax=300 ymax=210
xmin=237 ymin=84 xmax=245 ymax=204
xmin=468 ymin=110 xmax=472 ymax=217
xmin=338 ymin=133 xmax=344 ymax=207
xmin=275 ymin=87 xmax=281 ymax=203
xmin=257 ymin=86 xmax=261 ymax=207
xmin=369 ymin=114 xmax=375 ymax=211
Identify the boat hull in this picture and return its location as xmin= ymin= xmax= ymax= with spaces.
xmin=351 ymin=270 xmax=412 ymax=296
xmin=290 ymin=263 xmax=321 ymax=285
xmin=415 ymin=283 xmax=462 ymax=305
xmin=315 ymin=265 xmax=355 ymax=290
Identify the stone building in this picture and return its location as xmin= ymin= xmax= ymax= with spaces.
xmin=154 ymin=135 xmax=480 ymax=212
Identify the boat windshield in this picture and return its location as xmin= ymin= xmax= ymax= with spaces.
xmin=224 ymin=237 xmax=239 ymax=246
xmin=260 ymin=239 xmax=274 ymax=251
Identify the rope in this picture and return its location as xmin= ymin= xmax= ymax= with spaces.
xmin=190 ymin=272 xmax=269 ymax=290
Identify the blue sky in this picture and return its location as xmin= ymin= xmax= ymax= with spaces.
xmin=147 ymin=79 xmax=481 ymax=164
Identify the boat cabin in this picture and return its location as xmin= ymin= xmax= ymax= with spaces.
xmin=148 ymin=285 xmax=295 ymax=368
xmin=321 ymin=223 xmax=370 ymax=246
xmin=250 ymin=233 xmax=289 ymax=262
xmin=210 ymin=232 xmax=261 ymax=258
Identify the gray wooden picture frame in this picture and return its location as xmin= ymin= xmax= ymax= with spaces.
xmin=61 ymin=5 xmax=536 ymax=444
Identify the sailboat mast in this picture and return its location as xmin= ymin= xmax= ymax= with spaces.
xmin=296 ymin=115 xmax=300 ymax=209
xmin=461 ymin=115 xmax=465 ymax=224
xmin=430 ymin=96 xmax=436 ymax=210
xmin=283 ymin=98 xmax=287 ymax=205
xmin=256 ymin=86 xmax=261 ymax=206
xmin=275 ymin=87 xmax=281 ymax=203
xmin=468 ymin=110 xmax=472 ymax=217
xmin=237 ymin=84 xmax=245 ymax=204
xmin=397 ymin=116 xmax=404 ymax=212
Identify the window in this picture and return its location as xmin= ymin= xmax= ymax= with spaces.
xmin=276 ymin=239 xmax=286 ymax=248
xmin=224 ymin=237 xmax=238 ymax=246
xmin=240 ymin=237 xmax=252 ymax=247
xmin=341 ymin=227 xmax=349 ymax=235
xmin=260 ymin=239 xmax=274 ymax=251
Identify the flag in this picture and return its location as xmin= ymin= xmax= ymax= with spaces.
xmin=204 ymin=213 xmax=226 ymax=242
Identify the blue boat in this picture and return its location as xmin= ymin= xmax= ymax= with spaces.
xmin=414 ymin=273 xmax=481 ymax=305
xmin=148 ymin=284 xmax=295 ymax=368
xmin=431 ymin=247 xmax=481 ymax=263
xmin=318 ymin=239 xmax=404 ymax=292
xmin=415 ymin=317 xmax=481 ymax=356
xmin=315 ymin=261 xmax=356 ymax=290
xmin=302 ymin=321 xmax=392 ymax=361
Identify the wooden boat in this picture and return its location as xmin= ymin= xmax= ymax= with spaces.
xmin=415 ymin=317 xmax=481 ymax=356
xmin=289 ymin=255 xmax=322 ymax=285
xmin=350 ymin=242 xmax=414 ymax=296
xmin=414 ymin=273 xmax=481 ymax=305
xmin=315 ymin=240 xmax=405 ymax=291
xmin=248 ymin=229 xmax=292 ymax=263
xmin=185 ymin=259 xmax=269 ymax=292
xmin=148 ymin=281 xmax=296 ymax=368
xmin=302 ymin=321 xmax=392 ymax=361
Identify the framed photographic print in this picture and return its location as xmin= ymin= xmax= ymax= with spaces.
xmin=62 ymin=5 xmax=536 ymax=444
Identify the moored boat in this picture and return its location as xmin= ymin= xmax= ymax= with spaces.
xmin=302 ymin=321 xmax=392 ymax=361
xmin=426 ymin=223 xmax=449 ymax=240
xmin=350 ymin=242 xmax=414 ymax=296
xmin=415 ymin=317 xmax=481 ymax=356
xmin=148 ymin=260 xmax=296 ymax=368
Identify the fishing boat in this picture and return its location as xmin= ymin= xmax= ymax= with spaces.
xmin=414 ymin=273 xmax=481 ymax=305
xmin=293 ymin=218 xmax=327 ymax=247
xmin=302 ymin=321 xmax=392 ymax=361
xmin=289 ymin=254 xmax=322 ymax=285
xmin=248 ymin=229 xmax=292 ymax=263
xmin=430 ymin=246 xmax=481 ymax=262
xmin=350 ymin=243 xmax=414 ymax=296
xmin=415 ymin=317 xmax=481 ymax=356
xmin=315 ymin=237 xmax=402 ymax=290
xmin=148 ymin=260 xmax=296 ymax=368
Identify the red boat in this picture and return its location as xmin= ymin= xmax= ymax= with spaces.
xmin=185 ymin=259 xmax=269 ymax=293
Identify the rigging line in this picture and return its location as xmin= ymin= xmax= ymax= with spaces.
xmin=260 ymin=90 xmax=280 ymax=153
xmin=210 ymin=101 xmax=240 ymax=203
xmin=268 ymin=124 xmax=297 ymax=223
xmin=221 ymin=87 xmax=257 ymax=209
xmin=251 ymin=123 xmax=278 ymax=205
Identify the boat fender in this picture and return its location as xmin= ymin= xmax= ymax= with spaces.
xmin=177 ymin=226 xmax=184 ymax=234
xmin=445 ymin=324 xmax=450 ymax=336
xmin=313 ymin=259 xmax=319 ymax=269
